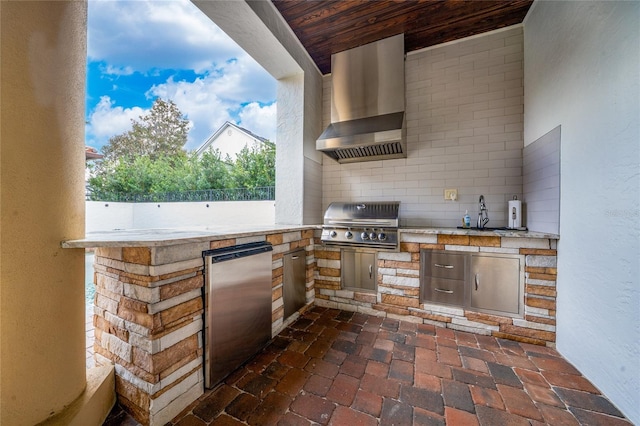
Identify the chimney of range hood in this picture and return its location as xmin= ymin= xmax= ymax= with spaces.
xmin=316 ymin=34 xmax=406 ymax=163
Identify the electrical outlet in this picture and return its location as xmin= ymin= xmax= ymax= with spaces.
xmin=444 ymin=189 xmax=458 ymax=201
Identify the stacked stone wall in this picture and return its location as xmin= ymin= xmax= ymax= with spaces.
xmin=93 ymin=244 xmax=206 ymax=425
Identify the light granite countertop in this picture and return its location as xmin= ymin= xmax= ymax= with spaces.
xmin=62 ymin=224 xmax=558 ymax=249
xmin=400 ymin=227 xmax=559 ymax=240
xmin=61 ymin=224 xmax=320 ymax=248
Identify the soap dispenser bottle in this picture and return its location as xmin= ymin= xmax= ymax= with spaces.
xmin=463 ymin=210 xmax=471 ymax=228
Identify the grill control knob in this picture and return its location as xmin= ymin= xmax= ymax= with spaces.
xmin=360 ymin=232 xmax=369 ymax=240
xmin=329 ymin=230 xmax=337 ymax=238
xmin=369 ymin=232 xmax=377 ymax=240
xmin=345 ymin=231 xmax=353 ymax=239
xmin=378 ymin=232 xmax=387 ymax=241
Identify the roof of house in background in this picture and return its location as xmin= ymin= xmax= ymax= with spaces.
xmin=85 ymin=146 xmax=104 ymax=161
xmin=195 ymin=121 xmax=269 ymax=157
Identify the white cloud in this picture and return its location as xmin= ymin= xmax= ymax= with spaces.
xmin=86 ymin=96 xmax=146 ymax=148
xmin=239 ymin=102 xmax=277 ymax=143
xmin=148 ymin=54 xmax=275 ymax=104
xmin=149 ymin=78 xmax=234 ymax=151
xmin=103 ymin=64 xmax=134 ymax=76
xmin=88 ymin=0 xmax=243 ymax=73
xmin=147 ymin=54 xmax=276 ymax=149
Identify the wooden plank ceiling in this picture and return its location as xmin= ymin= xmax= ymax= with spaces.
xmin=271 ymin=0 xmax=534 ymax=75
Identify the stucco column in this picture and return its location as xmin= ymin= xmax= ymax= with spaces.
xmin=1 ymin=1 xmax=89 ymax=424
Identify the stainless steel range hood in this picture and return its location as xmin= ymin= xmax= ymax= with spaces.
xmin=316 ymin=34 xmax=406 ymax=163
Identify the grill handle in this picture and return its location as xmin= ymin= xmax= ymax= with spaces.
xmin=326 ymin=220 xmax=398 ymax=227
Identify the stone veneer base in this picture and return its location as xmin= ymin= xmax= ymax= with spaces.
xmin=314 ymin=231 xmax=558 ymax=347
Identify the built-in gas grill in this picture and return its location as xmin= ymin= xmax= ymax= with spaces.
xmin=321 ymin=202 xmax=400 ymax=250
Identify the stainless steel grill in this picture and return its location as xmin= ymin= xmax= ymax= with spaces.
xmin=321 ymin=202 xmax=400 ymax=250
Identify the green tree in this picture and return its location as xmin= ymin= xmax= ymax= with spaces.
xmin=86 ymin=119 xmax=276 ymax=200
xmin=230 ymin=141 xmax=275 ymax=189
xmin=101 ymin=98 xmax=189 ymax=162
xmin=88 ymin=155 xmax=155 ymax=196
xmin=196 ymin=149 xmax=231 ymax=190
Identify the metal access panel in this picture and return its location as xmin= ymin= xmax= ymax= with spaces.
xmin=342 ymin=249 xmax=377 ymax=292
xmin=470 ymin=254 xmax=521 ymax=315
xmin=283 ymin=248 xmax=307 ymax=318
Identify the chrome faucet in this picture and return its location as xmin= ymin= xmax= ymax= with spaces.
xmin=477 ymin=195 xmax=489 ymax=229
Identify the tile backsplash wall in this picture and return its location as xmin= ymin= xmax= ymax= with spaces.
xmin=322 ymin=26 xmax=525 ymax=228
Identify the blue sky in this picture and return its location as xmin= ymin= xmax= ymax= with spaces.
xmin=85 ymin=0 xmax=277 ymax=152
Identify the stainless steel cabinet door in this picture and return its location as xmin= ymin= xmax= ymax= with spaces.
xmin=205 ymin=249 xmax=272 ymax=388
xmin=470 ymin=255 xmax=520 ymax=315
xmin=342 ymin=250 xmax=377 ymax=291
xmin=284 ymin=248 xmax=307 ymax=318
xmin=358 ymin=252 xmax=377 ymax=291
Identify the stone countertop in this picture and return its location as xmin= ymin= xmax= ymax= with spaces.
xmin=400 ymin=227 xmax=559 ymax=240
xmin=62 ymin=224 xmax=558 ymax=249
xmin=61 ymin=224 xmax=320 ymax=248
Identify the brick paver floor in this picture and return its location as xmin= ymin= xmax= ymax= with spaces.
xmin=104 ymin=307 xmax=632 ymax=425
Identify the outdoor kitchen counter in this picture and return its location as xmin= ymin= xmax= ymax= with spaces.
xmin=399 ymin=227 xmax=559 ymax=240
xmin=66 ymin=225 xmax=318 ymax=425
xmin=61 ymin=225 xmax=559 ymax=248
xmin=65 ymin=223 xmax=559 ymax=424
xmin=61 ymin=224 xmax=320 ymax=248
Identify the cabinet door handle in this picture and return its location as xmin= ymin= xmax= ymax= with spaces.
xmin=292 ymin=256 xmax=299 ymax=260
xmin=475 ymin=273 xmax=479 ymax=290
xmin=369 ymin=265 xmax=373 ymax=279
xmin=434 ymin=263 xmax=454 ymax=269
xmin=434 ymin=288 xmax=454 ymax=294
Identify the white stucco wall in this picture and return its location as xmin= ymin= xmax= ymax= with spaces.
xmin=524 ymin=1 xmax=639 ymax=423
xmin=86 ymin=201 xmax=275 ymax=232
